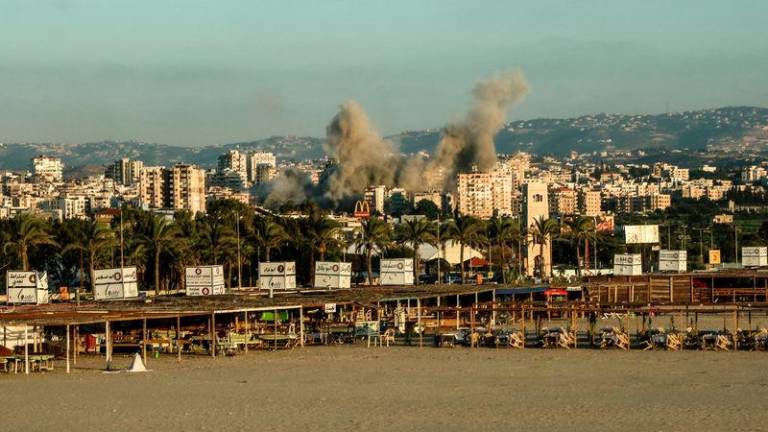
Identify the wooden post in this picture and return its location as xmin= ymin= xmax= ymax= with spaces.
xmin=521 ymin=305 xmax=526 ymax=350
xmin=66 ymin=324 xmax=70 ymax=374
xmin=470 ymin=306 xmax=475 ymax=348
xmin=436 ymin=296 xmax=441 ymax=329
xmin=73 ymin=325 xmax=78 ymax=365
xmin=176 ymin=315 xmax=182 ymax=363
xmin=491 ymin=289 xmax=496 ymax=328
xmin=209 ymin=315 xmax=215 ymax=358
xmin=105 ymin=320 xmax=112 ymax=370
xmin=274 ymin=308 xmax=278 ymax=351
xmin=299 ymin=308 xmax=305 ymax=348
xmin=142 ymin=318 xmax=148 ymax=365
xmin=24 ymin=325 xmax=29 ymax=375
xmin=244 ymin=311 xmax=249 ymax=354
xmin=417 ymin=298 xmax=423 ymax=348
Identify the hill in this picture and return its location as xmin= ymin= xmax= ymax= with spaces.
xmin=1 ymin=107 xmax=766 ymax=173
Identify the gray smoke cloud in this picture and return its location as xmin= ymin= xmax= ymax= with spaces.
xmin=259 ymin=69 xmax=529 ymax=208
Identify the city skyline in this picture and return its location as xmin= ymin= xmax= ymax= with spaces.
xmin=1 ymin=1 xmax=767 ymax=147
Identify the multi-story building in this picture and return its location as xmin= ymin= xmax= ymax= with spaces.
xmin=218 ymin=150 xmax=248 ymax=183
xmin=247 ymin=151 xmax=277 ymax=183
xmin=167 ymin=164 xmax=206 ymax=214
xmin=522 ymin=182 xmax=551 ymax=278
xmin=32 ymin=156 xmax=63 ymax=183
xmin=138 ymin=164 xmax=206 ymax=214
xmin=578 ymin=189 xmax=602 ymax=216
xmin=57 ymin=194 xmax=88 ymax=219
xmin=456 ymin=167 xmax=514 ymax=219
xmin=550 ymin=187 xmax=577 ymax=216
xmin=363 ymin=185 xmax=387 ymax=214
xmin=138 ymin=166 xmax=166 ymax=210
xmin=742 ymin=165 xmax=767 ymax=183
xmin=105 ymin=158 xmax=144 ymax=186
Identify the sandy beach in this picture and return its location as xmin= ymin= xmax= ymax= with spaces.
xmin=3 ymin=346 xmax=768 ymax=432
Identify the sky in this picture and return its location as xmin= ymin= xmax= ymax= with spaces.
xmin=0 ymin=0 xmax=766 ymax=147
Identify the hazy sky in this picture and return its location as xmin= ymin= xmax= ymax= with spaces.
xmin=1 ymin=0 xmax=766 ymax=147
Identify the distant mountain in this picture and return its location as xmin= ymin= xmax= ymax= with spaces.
xmin=389 ymin=106 xmax=768 ymax=157
xmin=1 ymin=107 xmax=766 ymax=174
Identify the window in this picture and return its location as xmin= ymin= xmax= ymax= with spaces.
xmin=533 ymin=194 xmax=543 ymax=202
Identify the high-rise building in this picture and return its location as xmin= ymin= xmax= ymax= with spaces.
xmin=364 ymin=185 xmax=387 ymax=214
xmin=138 ymin=166 xmax=166 ymax=210
xmin=550 ymin=187 xmax=577 ymax=216
xmin=105 ymin=158 xmax=144 ymax=186
xmin=522 ymin=182 xmax=551 ymax=278
xmin=32 ymin=156 xmax=63 ymax=182
xmin=138 ymin=164 xmax=206 ymax=214
xmin=218 ymin=150 xmax=248 ymax=182
xmin=456 ymin=166 xmax=514 ymax=219
xmin=168 ymin=164 xmax=206 ymax=214
xmin=578 ymin=189 xmax=602 ymax=216
xmin=247 ymin=151 xmax=277 ymax=183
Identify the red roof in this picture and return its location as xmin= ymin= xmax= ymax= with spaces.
xmin=468 ymin=257 xmax=488 ymax=267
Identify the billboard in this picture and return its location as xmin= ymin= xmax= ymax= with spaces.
xmin=380 ymin=258 xmax=414 ymax=286
xmin=6 ymin=271 xmax=49 ymax=304
xmin=658 ymin=250 xmax=687 ymax=272
xmin=185 ymin=265 xmax=226 ymax=296
xmin=258 ymin=262 xmax=297 ymax=291
xmin=742 ymin=247 xmax=768 ymax=267
xmin=708 ymin=250 xmax=721 ymax=265
xmin=613 ymin=254 xmax=643 ymax=276
xmin=622 ymin=225 xmax=659 ymax=244
xmin=314 ymin=261 xmax=352 ymax=289
xmin=93 ymin=267 xmax=139 ymax=300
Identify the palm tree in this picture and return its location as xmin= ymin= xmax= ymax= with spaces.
xmin=529 ymin=216 xmax=559 ymax=279
xmin=139 ymin=215 xmax=181 ymax=296
xmin=562 ymin=215 xmax=595 ymax=277
xmin=61 ymin=219 xmax=117 ymax=291
xmin=197 ymin=215 xmax=236 ymax=265
xmin=301 ymin=206 xmax=342 ymax=286
xmin=3 ymin=214 xmax=58 ymax=271
xmin=488 ymin=216 xmax=517 ymax=284
xmin=355 ymin=216 xmax=392 ymax=285
xmin=443 ymin=213 xmax=484 ymax=284
xmin=252 ymin=217 xmax=288 ymax=262
xmin=395 ymin=218 xmax=436 ymax=285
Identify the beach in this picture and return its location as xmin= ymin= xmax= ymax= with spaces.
xmin=3 ymin=346 xmax=768 ymax=432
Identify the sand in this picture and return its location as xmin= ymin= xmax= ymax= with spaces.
xmin=3 ymin=346 xmax=768 ymax=432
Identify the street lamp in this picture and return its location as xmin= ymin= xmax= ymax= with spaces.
xmin=236 ymin=211 xmax=242 ymax=290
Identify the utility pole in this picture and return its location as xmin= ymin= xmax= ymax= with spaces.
xmin=236 ymin=211 xmax=242 ymax=290
xmin=436 ymin=215 xmax=441 ymax=284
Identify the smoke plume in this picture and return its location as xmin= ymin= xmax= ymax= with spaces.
xmin=259 ymin=69 xmax=529 ymax=208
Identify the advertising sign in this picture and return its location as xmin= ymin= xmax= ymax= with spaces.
xmin=742 ymin=247 xmax=768 ymax=267
xmin=708 ymin=249 xmax=721 ymax=265
xmin=380 ymin=258 xmax=414 ymax=286
xmin=623 ymin=225 xmax=660 ymax=244
xmin=258 ymin=262 xmax=297 ymax=290
xmin=93 ymin=267 xmax=139 ymax=300
xmin=613 ymin=254 xmax=643 ymax=276
xmin=185 ymin=265 xmax=226 ymax=296
xmin=6 ymin=271 xmax=49 ymax=304
xmin=314 ymin=261 xmax=352 ymax=289
xmin=658 ymin=250 xmax=687 ymax=272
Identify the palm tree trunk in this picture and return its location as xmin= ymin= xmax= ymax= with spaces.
xmin=575 ymin=239 xmax=582 ymax=277
xmin=500 ymin=242 xmax=507 ymax=285
xmin=366 ymin=247 xmax=373 ymax=286
xmin=21 ymin=245 xmax=29 ymax=271
xmin=460 ymin=243 xmax=466 ymax=285
xmin=413 ymin=244 xmax=419 ymax=286
xmin=154 ymin=249 xmax=161 ymax=297
xmin=309 ymin=250 xmax=316 ymax=287
xmin=539 ymin=241 xmax=544 ymax=278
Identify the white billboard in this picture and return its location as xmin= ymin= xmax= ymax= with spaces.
xmin=623 ymin=225 xmax=660 ymax=244
xmin=259 ymin=262 xmax=296 ymax=290
xmin=6 ymin=271 xmax=49 ymax=304
xmin=743 ymin=247 xmax=768 ymax=267
xmin=659 ymin=250 xmax=687 ymax=272
xmin=380 ymin=258 xmax=414 ymax=286
xmin=185 ymin=265 xmax=226 ymax=296
xmin=314 ymin=261 xmax=352 ymax=289
xmin=613 ymin=254 xmax=643 ymax=276
xmin=93 ymin=267 xmax=139 ymax=300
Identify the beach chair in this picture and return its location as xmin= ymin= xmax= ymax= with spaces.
xmin=508 ymin=331 xmax=525 ymax=349
xmin=615 ymin=331 xmax=630 ymax=351
xmin=666 ymin=333 xmax=682 ymax=351
xmin=558 ymin=330 xmax=576 ymax=349
xmin=469 ymin=331 xmax=480 ymax=348
xmin=382 ymin=328 xmax=396 ymax=347
xmin=715 ymin=334 xmax=732 ymax=351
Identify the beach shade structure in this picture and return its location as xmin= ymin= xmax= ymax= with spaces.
xmin=127 ymin=352 xmax=148 ymax=373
